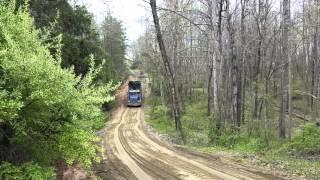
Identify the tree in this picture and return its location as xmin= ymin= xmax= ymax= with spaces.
xmin=149 ymin=0 xmax=184 ymax=140
xmin=0 ymin=2 xmax=116 ymax=176
xmin=139 ymin=0 xmax=320 ymax=143
xmin=15 ymin=0 xmax=116 ymax=82
xmin=100 ymin=13 xmax=127 ymax=81
xmin=279 ymin=0 xmax=290 ymax=139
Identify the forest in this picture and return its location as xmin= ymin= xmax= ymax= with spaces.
xmin=0 ymin=0 xmax=126 ymax=178
xmin=133 ymin=0 xmax=320 ymax=178
xmin=0 ymin=0 xmax=320 ymax=179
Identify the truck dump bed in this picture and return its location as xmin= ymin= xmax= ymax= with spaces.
xmin=128 ymin=81 xmax=141 ymax=90
xmin=127 ymin=81 xmax=142 ymax=107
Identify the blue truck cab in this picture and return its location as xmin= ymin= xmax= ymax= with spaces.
xmin=127 ymin=81 xmax=142 ymax=107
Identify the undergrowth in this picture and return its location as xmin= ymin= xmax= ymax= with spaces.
xmin=146 ymin=93 xmax=320 ymax=179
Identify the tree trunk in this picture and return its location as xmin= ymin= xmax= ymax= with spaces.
xmin=226 ymin=0 xmax=239 ymax=129
xmin=207 ymin=0 xmax=215 ymax=116
xmin=279 ymin=0 xmax=290 ymax=139
xmin=240 ymin=0 xmax=248 ymax=125
xmin=150 ymin=0 xmax=184 ymax=141
xmin=216 ymin=0 xmax=224 ymax=130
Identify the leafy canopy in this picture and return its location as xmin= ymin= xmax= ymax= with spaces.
xmin=0 ymin=1 xmax=117 ymax=177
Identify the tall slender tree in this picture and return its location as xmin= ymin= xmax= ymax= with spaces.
xmin=279 ymin=0 xmax=290 ymax=139
xmin=149 ymin=0 xmax=184 ymax=140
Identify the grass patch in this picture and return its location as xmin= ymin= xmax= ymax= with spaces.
xmin=285 ymin=123 xmax=320 ymax=156
xmin=181 ymin=94 xmax=209 ymax=146
xmin=145 ymin=96 xmax=178 ymax=142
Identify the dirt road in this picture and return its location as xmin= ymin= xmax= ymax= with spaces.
xmin=96 ymin=79 xmax=290 ymax=180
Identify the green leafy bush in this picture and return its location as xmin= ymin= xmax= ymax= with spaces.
xmin=0 ymin=162 xmax=55 ymax=180
xmin=287 ymin=123 xmax=320 ymax=155
xmin=210 ymin=129 xmax=241 ymax=148
xmin=234 ymin=137 xmax=267 ymax=153
xmin=147 ymin=97 xmax=174 ymax=133
xmin=56 ymin=126 xmax=100 ymax=169
xmin=0 ymin=1 xmax=117 ymax=176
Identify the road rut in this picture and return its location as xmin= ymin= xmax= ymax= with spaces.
xmin=96 ymin=80 xmax=290 ymax=180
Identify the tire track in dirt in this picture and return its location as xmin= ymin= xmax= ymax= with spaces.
xmin=135 ymin=109 xmax=287 ymax=179
xmin=117 ymin=110 xmax=180 ymax=179
xmin=113 ymin=107 xmax=152 ymax=179
xmin=132 ymin=108 xmax=259 ymax=180
xmin=99 ymin=77 xmax=291 ymax=180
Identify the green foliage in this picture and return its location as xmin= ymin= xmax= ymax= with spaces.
xmin=16 ymin=0 xmax=117 ymax=82
xmin=0 ymin=162 xmax=55 ymax=180
xmin=147 ymin=96 xmax=174 ymax=133
xmin=101 ymin=14 xmax=127 ymax=80
xmin=183 ymin=94 xmax=208 ymax=131
xmin=56 ymin=126 xmax=100 ymax=169
xmin=146 ymin=90 xmax=320 ymax=179
xmin=208 ymin=114 xmax=218 ymax=144
xmin=0 ymin=90 xmax=23 ymax=121
xmin=208 ymin=116 xmax=244 ymax=149
xmin=182 ymin=94 xmax=209 ymax=145
xmin=233 ymin=137 xmax=267 ymax=153
xmin=213 ymin=130 xmax=241 ymax=148
xmin=146 ymin=94 xmax=320 ymax=178
xmin=147 ymin=94 xmax=209 ymax=145
xmin=0 ymin=1 xmax=117 ymax=176
xmin=286 ymin=123 xmax=320 ymax=155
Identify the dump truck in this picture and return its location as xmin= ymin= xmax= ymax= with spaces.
xmin=127 ymin=81 xmax=142 ymax=107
